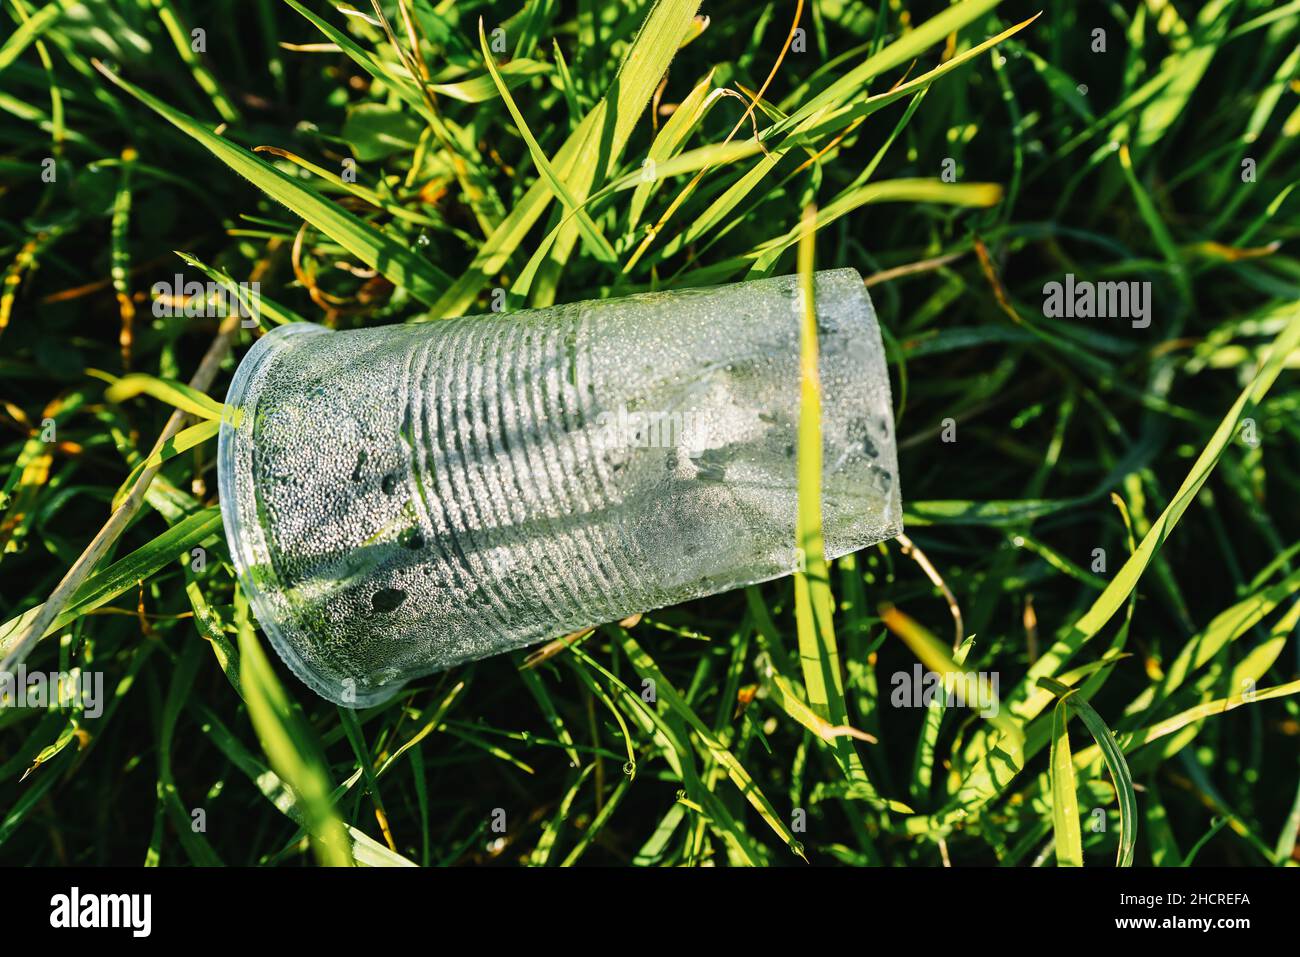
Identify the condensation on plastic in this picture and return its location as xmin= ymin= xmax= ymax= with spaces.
xmin=218 ymin=268 xmax=902 ymax=706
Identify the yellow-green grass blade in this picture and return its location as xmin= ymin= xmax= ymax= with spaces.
xmin=1132 ymin=0 xmax=1232 ymax=151
xmin=911 ymin=636 xmax=974 ymax=804
xmin=573 ymin=643 xmax=768 ymax=864
xmin=1040 ymin=680 xmax=1300 ymax=865
xmin=611 ymin=630 xmax=804 ymax=859
xmin=792 ymin=204 xmax=871 ymax=788
xmin=477 ymin=19 xmax=616 ymax=265
xmin=235 ymin=587 xmax=353 ymax=867
xmin=175 ymin=251 xmax=306 ymax=328
xmin=1015 ymin=652 xmax=1131 ymax=760
xmin=565 ymin=659 xmax=637 ymax=775
xmin=1041 ymin=677 xmax=1136 ymax=867
xmin=516 ymin=663 xmax=582 ymax=769
xmin=103 ymin=372 xmax=225 ymax=420
xmin=761 ymin=666 xmax=887 ymax=759
xmin=1117 ymin=143 xmax=1189 ymax=305
xmin=1210 ymin=42 xmax=1300 ymax=207
xmin=641 ymin=4 xmax=1027 ymax=270
xmin=882 ymin=605 xmax=1019 ymax=742
xmin=882 ymin=606 xmax=1026 ymax=826
xmin=369 ymin=682 xmax=465 ymax=779
xmin=193 ymin=703 xmax=416 ymax=866
xmin=0 ymin=0 xmax=64 ymax=76
xmin=1013 ymin=649 xmax=1300 ymax=845
xmin=155 ymin=638 xmax=223 ymax=865
xmin=508 ymin=138 xmax=761 ymax=302
xmin=1275 ymin=779 xmax=1300 ymax=864
xmin=145 ymin=0 xmax=240 ymax=122
xmin=753 ymin=180 xmax=1002 ymax=271
xmin=904 ymin=496 xmax=1092 ymax=526
xmin=794 ymin=204 xmax=830 ymax=714
xmin=1 ymin=222 xmax=64 ymax=343
xmin=1049 ymin=694 xmax=1083 ymax=867
xmin=424 ymin=0 xmax=702 ymax=318
xmin=94 ymin=64 xmax=450 ymax=306
xmin=560 ymin=777 xmax=632 ymax=866
xmin=775 ymin=0 xmax=1009 ymax=136
xmin=1007 ymin=305 xmax=1300 ymax=716
xmin=280 ymin=0 xmax=432 ymax=121
xmin=252 ymin=145 xmax=443 ymax=229
xmin=743 ymin=88 xmax=931 ymax=277
xmin=1145 ymin=781 xmax=1183 ymax=867
xmin=1009 ymin=531 xmax=1109 ymax=591
xmin=429 ymin=58 xmax=551 ymax=103
xmin=1120 ymin=680 xmax=1300 ymax=760
xmin=788 ymin=14 xmax=1040 ymax=143
xmin=142 ymin=417 xmax=220 ymax=467
xmin=186 ymin=574 xmax=242 ymax=700
xmin=279 ymin=0 xmax=504 ymax=235
xmin=1125 ymin=565 xmax=1300 ymax=719
xmin=628 ymin=69 xmax=717 ymax=230
xmin=0 ymin=506 xmax=222 ymax=657
xmin=530 ymin=764 xmax=595 ymax=866
xmin=110 ymin=418 xmax=220 ymax=511
xmin=915 ymin=656 xmax=1120 ymax=821
xmin=1229 ymin=597 xmax=1300 ymax=698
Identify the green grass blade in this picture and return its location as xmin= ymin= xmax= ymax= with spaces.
xmin=531 ymin=764 xmax=595 ymax=865
xmin=1010 ymin=305 xmax=1300 ymax=714
xmin=0 ymin=0 xmax=63 ymax=76
xmin=911 ymin=635 xmax=973 ymax=804
xmin=1041 ymin=677 xmax=1136 ymax=867
xmin=145 ymin=0 xmax=240 ymax=122
xmin=235 ymin=587 xmax=354 ymax=867
xmin=279 ymin=0 xmax=432 ymax=121
xmin=628 ymin=68 xmax=716 ymax=229
xmin=477 ymin=19 xmax=616 ymax=264
xmin=1049 ymin=695 xmax=1083 ymax=867
xmin=175 ymin=251 xmax=305 ymax=328
xmin=0 ymin=506 xmax=222 ymax=657
xmin=94 ymin=64 xmax=450 ymax=306
xmin=110 ymin=418 xmax=220 ymax=511
xmin=610 ymin=629 xmax=804 ymax=859
xmin=426 ymin=0 xmax=702 ymax=317
xmin=776 ymin=0 xmax=1010 ymax=134
xmin=155 ymin=638 xmax=224 ymax=865
xmin=430 ymin=58 xmax=551 ymax=103
xmin=792 ymin=205 xmax=871 ymax=788
xmin=102 ymin=372 xmax=225 ymax=420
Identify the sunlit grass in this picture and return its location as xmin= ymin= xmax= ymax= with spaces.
xmin=1 ymin=0 xmax=1298 ymax=866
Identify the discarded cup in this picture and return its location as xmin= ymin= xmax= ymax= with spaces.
xmin=217 ymin=268 xmax=902 ymax=706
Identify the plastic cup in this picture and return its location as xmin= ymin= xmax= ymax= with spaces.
xmin=217 ymin=268 xmax=902 ymax=706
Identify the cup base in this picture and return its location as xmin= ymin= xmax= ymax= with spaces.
xmin=218 ymin=322 xmax=402 ymax=708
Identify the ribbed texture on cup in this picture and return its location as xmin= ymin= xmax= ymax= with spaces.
xmin=219 ymin=269 xmax=902 ymax=706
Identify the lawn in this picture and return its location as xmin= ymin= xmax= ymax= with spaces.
xmin=1 ymin=0 xmax=1298 ymax=866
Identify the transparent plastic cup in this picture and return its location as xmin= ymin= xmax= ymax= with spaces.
xmin=217 ymin=268 xmax=902 ymax=706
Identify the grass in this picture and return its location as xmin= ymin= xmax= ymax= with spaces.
xmin=1 ymin=0 xmax=1298 ymax=866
